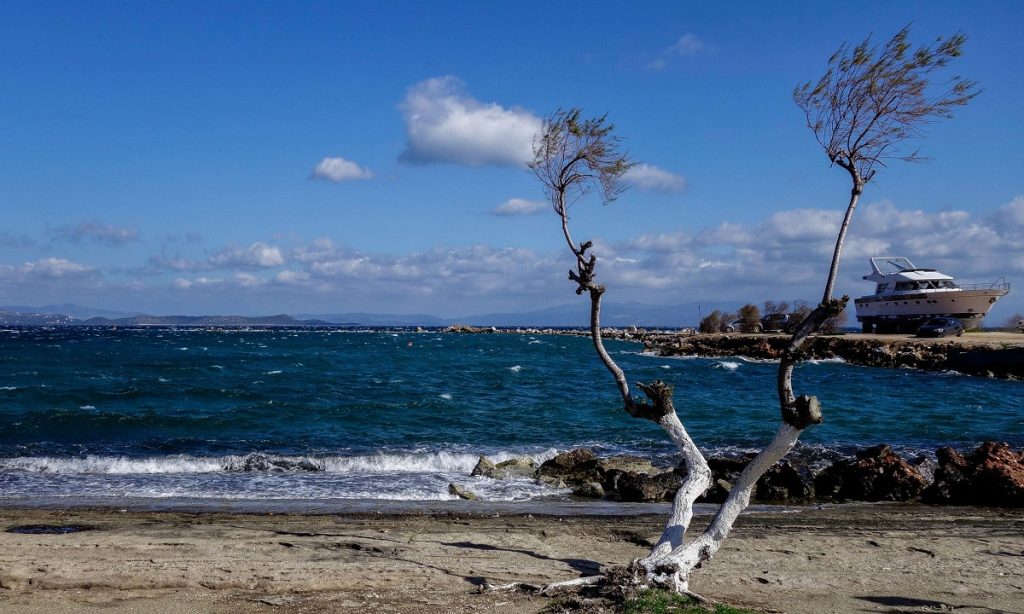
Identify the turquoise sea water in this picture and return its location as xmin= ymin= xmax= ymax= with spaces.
xmin=1 ymin=327 xmax=1021 ymax=505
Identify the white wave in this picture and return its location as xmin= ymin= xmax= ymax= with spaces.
xmin=265 ymin=370 xmax=283 ymax=375
xmin=0 ymin=449 xmax=562 ymax=477
xmin=79 ymin=405 xmax=96 ymax=410
xmin=439 ymin=392 xmax=453 ymax=400
xmin=715 ymin=361 xmax=741 ymax=370
xmin=660 ymin=365 xmax=671 ymax=369
xmin=807 ymin=357 xmax=846 ymax=365
xmin=0 ymin=386 xmax=21 ymax=390
xmin=509 ymin=365 xmax=522 ymax=372
xmin=0 ymin=455 xmax=224 ymax=474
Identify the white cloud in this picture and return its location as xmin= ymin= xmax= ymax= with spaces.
xmin=647 ymin=33 xmax=706 ymax=71
xmin=310 ymin=157 xmax=373 ymax=182
xmin=170 ymin=276 xmax=226 ymax=290
xmin=492 ymin=198 xmax=546 ymax=216
xmin=273 ymin=270 xmax=311 ymax=285
xmin=623 ymin=164 xmax=687 ymax=193
xmin=398 ymin=76 xmax=541 ymax=167
xmin=50 ymin=221 xmax=139 ymax=246
xmin=1 ymin=258 xmax=95 ymax=280
xmin=990 ymin=195 xmax=1024 ymax=231
xmin=209 ymin=242 xmax=285 ymax=269
xmin=668 ymin=33 xmax=705 ymax=57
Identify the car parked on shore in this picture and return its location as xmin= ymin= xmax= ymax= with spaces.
xmin=916 ymin=317 xmax=964 ymax=338
xmin=723 ymin=313 xmax=798 ymax=334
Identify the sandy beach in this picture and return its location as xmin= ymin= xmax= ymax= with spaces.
xmin=1 ymin=504 xmax=1021 ymax=613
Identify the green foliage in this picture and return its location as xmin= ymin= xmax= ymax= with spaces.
xmin=794 ymin=25 xmax=979 ymax=185
xmin=622 ymin=589 xmax=757 ymax=614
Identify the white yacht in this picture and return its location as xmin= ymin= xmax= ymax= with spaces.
xmin=854 ymin=257 xmax=1010 ymax=332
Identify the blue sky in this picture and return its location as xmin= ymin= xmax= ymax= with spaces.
xmin=1 ymin=1 xmax=1022 ymax=320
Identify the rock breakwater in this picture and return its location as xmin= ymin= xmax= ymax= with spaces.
xmin=647 ymin=333 xmax=1024 ymax=379
xmin=465 ymin=443 xmax=1024 ymax=507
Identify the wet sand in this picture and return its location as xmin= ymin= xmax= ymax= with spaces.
xmin=1 ymin=504 xmax=1021 ymax=613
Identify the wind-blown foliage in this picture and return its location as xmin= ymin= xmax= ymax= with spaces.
xmin=794 ymin=26 xmax=979 ymax=185
xmin=794 ymin=25 xmax=979 ymax=305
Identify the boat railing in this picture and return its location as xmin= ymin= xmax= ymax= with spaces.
xmin=959 ymin=278 xmax=1010 ymax=292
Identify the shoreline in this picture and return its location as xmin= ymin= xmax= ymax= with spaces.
xmin=644 ymin=331 xmax=1024 ymax=379
xmin=1 ymin=503 xmax=1020 ymax=613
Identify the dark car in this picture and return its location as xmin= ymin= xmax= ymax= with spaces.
xmin=916 ymin=317 xmax=964 ymax=337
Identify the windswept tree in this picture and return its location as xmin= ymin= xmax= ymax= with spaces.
xmin=493 ymin=107 xmax=825 ymax=599
xmin=794 ymin=25 xmax=979 ymax=303
xmin=491 ymin=26 xmax=977 ymax=603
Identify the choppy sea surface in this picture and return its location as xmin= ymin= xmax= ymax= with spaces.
xmin=1 ymin=327 xmax=1021 ymax=507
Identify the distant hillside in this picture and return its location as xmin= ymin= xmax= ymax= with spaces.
xmin=0 ymin=310 xmax=76 ymax=326
xmin=0 ymin=303 xmax=141 ymax=320
xmin=4 ymin=300 xmax=759 ymax=328
xmin=452 ymin=301 xmax=746 ymax=328
xmin=302 ymin=301 xmax=746 ymax=328
xmin=82 ymin=314 xmax=330 ymax=326
xmin=295 ymin=312 xmax=449 ymax=327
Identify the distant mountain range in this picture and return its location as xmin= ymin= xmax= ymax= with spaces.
xmin=1 ymin=301 xmax=749 ymax=328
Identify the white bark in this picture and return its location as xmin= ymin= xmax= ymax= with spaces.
xmin=635 ymin=423 xmax=802 ymax=592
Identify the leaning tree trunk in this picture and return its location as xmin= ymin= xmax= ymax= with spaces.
xmin=537 ymin=202 xmax=833 ymax=597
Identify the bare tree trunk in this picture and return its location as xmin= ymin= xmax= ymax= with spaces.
xmin=822 ymin=179 xmax=863 ymax=303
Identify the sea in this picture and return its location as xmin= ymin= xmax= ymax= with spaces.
xmin=1 ymin=327 xmax=1021 ymax=510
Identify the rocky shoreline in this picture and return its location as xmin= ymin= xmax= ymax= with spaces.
xmin=443 ymin=325 xmax=1024 ymax=379
xmin=645 ymin=332 xmax=1024 ymax=379
xmin=456 ymin=441 xmax=1024 ymax=508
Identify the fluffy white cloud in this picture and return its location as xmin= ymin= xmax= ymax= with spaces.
xmin=398 ymin=76 xmax=541 ymax=167
xmin=309 ymin=157 xmax=373 ymax=182
xmin=209 ymin=242 xmax=285 ymax=269
xmin=0 ymin=258 xmax=97 ymax=285
xmin=990 ymin=195 xmax=1024 ymax=231
xmin=50 ymin=221 xmax=139 ymax=246
xmin=623 ymin=164 xmax=687 ymax=193
xmin=492 ymin=198 xmax=546 ymax=216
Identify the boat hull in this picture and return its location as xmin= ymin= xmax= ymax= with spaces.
xmin=854 ymin=288 xmax=1008 ymax=330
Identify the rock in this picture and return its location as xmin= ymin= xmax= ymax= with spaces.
xmin=616 ymin=471 xmax=682 ymax=502
xmin=470 ymin=455 xmax=497 ymax=478
xmin=971 ymin=442 xmax=1024 ymax=506
xmin=536 ymin=449 xmax=598 ymax=484
xmin=697 ymin=455 xmax=752 ymax=503
xmin=447 ymin=483 xmax=478 ymax=501
xmin=924 ymin=442 xmax=1024 ymax=507
xmin=757 ymin=459 xmax=815 ymax=501
xmin=495 ymin=456 xmax=536 ymax=477
xmin=594 ymin=456 xmax=661 ymax=494
xmin=572 ymin=482 xmax=605 ymax=499
xmin=921 ymin=447 xmax=971 ymax=504
xmin=815 ymin=444 xmax=927 ymax=502
xmin=538 ymin=475 xmax=567 ymax=489
xmin=700 ymin=478 xmax=735 ymax=503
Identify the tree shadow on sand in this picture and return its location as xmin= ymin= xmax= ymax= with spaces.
xmin=441 ymin=540 xmax=602 ymax=575
xmin=857 ymin=595 xmax=1015 ymax=614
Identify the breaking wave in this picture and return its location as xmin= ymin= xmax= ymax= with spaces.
xmin=0 ymin=449 xmax=559 ymax=476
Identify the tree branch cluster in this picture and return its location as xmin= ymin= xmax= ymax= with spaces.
xmin=794 ymin=26 xmax=978 ymax=187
